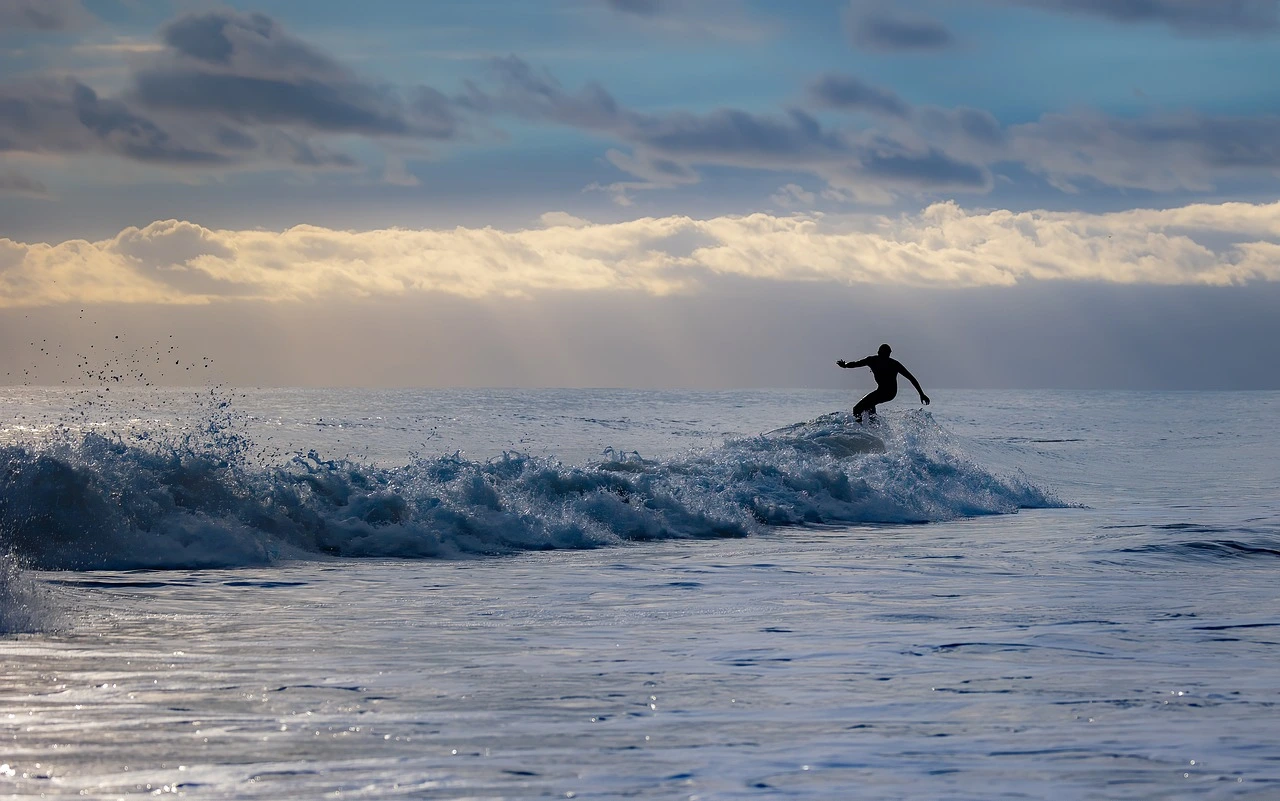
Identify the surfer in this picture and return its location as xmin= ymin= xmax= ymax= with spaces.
xmin=836 ymin=343 xmax=930 ymax=423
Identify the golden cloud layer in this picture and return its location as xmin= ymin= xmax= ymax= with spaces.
xmin=2 ymin=200 xmax=1279 ymax=306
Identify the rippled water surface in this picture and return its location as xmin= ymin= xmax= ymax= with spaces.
xmin=2 ymin=389 xmax=1278 ymax=799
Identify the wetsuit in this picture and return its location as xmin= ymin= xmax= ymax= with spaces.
xmin=838 ymin=350 xmax=929 ymax=419
xmin=853 ymin=354 xmax=903 ymax=417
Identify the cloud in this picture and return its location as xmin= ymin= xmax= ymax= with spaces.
xmin=917 ymin=106 xmax=1007 ymax=148
xmin=0 ymin=168 xmax=48 ymax=197
xmin=842 ymin=0 xmax=1278 ymax=49
xmin=770 ymin=183 xmax=816 ymax=208
xmin=586 ymin=148 xmax=701 ymax=202
xmin=860 ymin=147 xmax=987 ymax=188
xmin=8 ymin=5 xmax=1275 ymax=206
xmin=451 ymin=53 xmax=1280 ymax=203
xmin=1010 ymin=110 xmax=1280 ymax=192
xmin=0 ymin=75 xmax=362 ymax=170
xmin=806 ymin=74 xmax=911 ymax=118
xmin=798 ymin=71 xmax=1275 ymax=197
xmin=1008 ymin=0 xmax=1280 ymax=35
xmin=847 ymin=9 xmax=953 ymax=51
xmin=0 ymin=0 xmax=92 ymax=31
xmin=2 ymin=200 xmax=1278 ymax=307
xmin=381 ymin=154 xmax=421 ymax=187
xmin=605 ymin=0 xmax=664 ymax=16
xmin=471 ymin=56 xmax=988 ymax=202
xmin=129 ymin=11 xmax=460 ymax=139
xmin=539 ymin=211 xmax=591 ymax=228
xmin=0 ymin=10 xmax=463 ymax=177
xmin=598 ymin=0 xmax=772 ymax=40
xmin=0 ymin=77 xmax=233 ymax=165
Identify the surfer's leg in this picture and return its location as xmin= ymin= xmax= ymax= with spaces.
xmin=853 ymin=391 xmax=879 ymax=422
xmin=854 ymin=387 xmax=894 ymax=423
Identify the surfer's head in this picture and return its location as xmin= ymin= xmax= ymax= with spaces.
xmin=878 ymin=343 xmax=891 ymax=356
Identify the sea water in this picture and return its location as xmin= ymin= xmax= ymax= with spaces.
xmin=1 ymin=388 xmax=1277 ymax=799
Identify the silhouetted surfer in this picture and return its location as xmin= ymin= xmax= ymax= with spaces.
xmin=836 ymin=343 xmax=930 ymax=423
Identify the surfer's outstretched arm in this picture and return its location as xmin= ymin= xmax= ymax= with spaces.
xmin=836 ymin=357 xmax=869 ymax=369
xmin=899 ymin=365 xmax=930 ymax=405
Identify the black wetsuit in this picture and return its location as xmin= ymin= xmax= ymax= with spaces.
xmin=853 ymin=354 xmax=905 ymax=417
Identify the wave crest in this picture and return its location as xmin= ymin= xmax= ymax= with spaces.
xmin=0 ymin=410 xmax=1060 ymax=571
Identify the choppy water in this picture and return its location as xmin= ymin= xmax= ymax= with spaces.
xmin=2 ymin=388 xmax=1278 ymax=799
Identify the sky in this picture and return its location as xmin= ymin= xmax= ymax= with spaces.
xmin=1 ymin=0 xmax=1278 ymax=388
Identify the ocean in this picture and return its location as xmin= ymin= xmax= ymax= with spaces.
xmin=2 ymin=387 xmax=1277 ymax=799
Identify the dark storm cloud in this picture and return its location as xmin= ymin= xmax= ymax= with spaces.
xmin=597 ymin=0 xmax=771 ymax=40
xmin=159 ymin=10 xmax=337 ymax=72
xmin=462 ymin=56 xmax=623 ymax=130
xmin=131 ymin=70 xmax=415 ymax=136
xmin=918 ymin=106 xmax=1007 ymax=148
xmin=472 ymin=56 xmax=987 ymax=197
xmin=861 ymin=148 xmax=989 ymax=188
xmin=0 ymin=168 xmax=46 ymax=196
xmin=1012 ymin=110 xmax=1280 ymax=191
xmin=256 ymin=128 xmax=358 ymax=168
xmin=130 ymin=10 xmax=459 ymax=140
xmin=807 ymin=74 xmax=911 ymax=118
xmin=0 ymin=9 xmax=466 ymax=178
xmin=847 ymin=11 xmax=954 ymax=51
xmin=916 ymin=103 xmax=1279 ymax=193
xmin=70 ymin=81 xmax=235 ymax=165
xmin=633 ymin=108 xmax=851 ymax=161
xmin=805 ymin=73 xmax=1274 ymax=195
xmin=477 ymin=54 xmax=849 ymax=161
xmin=1011 ymin=0 xmax=1280 ymax=35
xmin=71 ymin=81 xmax=232 ymax=165
xmin=0 ymin=0 xmax=92 ymax=31
xmin=473 ymin=51 xmax=1280 ymax=201
xmin=0 ymin=76 xmax=359 ymax=170
xmin=9 ymin=4 xmax=1271 ymax=204
xmin=605 ymin=0 xmax=664 ymax=16
xmin=0 ymin=77 xmax=229 ymax=165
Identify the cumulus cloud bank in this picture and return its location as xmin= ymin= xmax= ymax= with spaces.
xmin=3 ymin=201 xmax=1279 ymax=307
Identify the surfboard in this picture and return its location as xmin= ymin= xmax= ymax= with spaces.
xmin=763 ymin=412 xmax=885 ymax=455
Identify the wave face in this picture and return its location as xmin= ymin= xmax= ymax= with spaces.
xmin=0 ymin=411 xmax=1060 ymax=571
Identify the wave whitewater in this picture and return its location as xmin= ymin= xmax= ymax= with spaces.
xmin=0 ymin=410 xmax=1059 ymax=573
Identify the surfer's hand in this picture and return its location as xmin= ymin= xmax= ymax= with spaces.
xmin=836 ymin=359 xmax=847 ymax=368
xmin=920 ymin=394 xmax=930 ymax=406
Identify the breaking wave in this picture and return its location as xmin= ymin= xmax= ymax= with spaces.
xmin=0 ymin=551 xmax=59 ymax=634
xmin=0 ymin=410 xmax=1060 ymax=572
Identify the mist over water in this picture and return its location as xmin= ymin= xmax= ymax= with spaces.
xmin=5 ymin=282 xmax=1280 ymax=391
